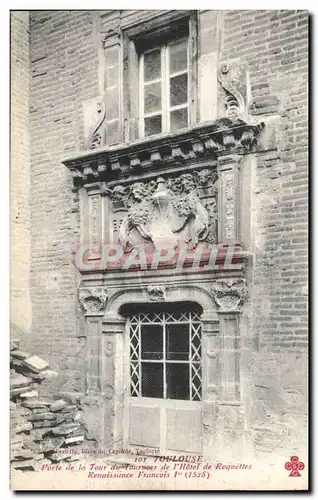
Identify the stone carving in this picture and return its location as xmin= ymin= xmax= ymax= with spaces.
xmin=117 ymin=175 xmax=213 ymax=252
xmin=112 ymin=185 xmax=127 ymax=203
xmin=212 ymin=279 xmax=248 ymax=311
xmin=204 ymin=198 xmax=218 ymax=244
xmin=88 ymin=100 xmax=106 ymax=149
xmin=194 ymin=168 xmax=218 ymax=188
xmin=218 ymin=61 xmax=247 ymax=118
xmin=147 ymin=285 xmax=166 ymax=302
xmin=79 ymin=287 xmax=108 ymax=315
xmin=105 ymin=341 xmax=113 ymax=357
xmin=224 ymin=170 xmax=236 ymax=240
xmin=104 ymin=384 xmax=114 ymax=400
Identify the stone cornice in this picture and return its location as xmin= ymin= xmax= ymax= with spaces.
xmin=62 ymin=118 xmax=264 ymax=188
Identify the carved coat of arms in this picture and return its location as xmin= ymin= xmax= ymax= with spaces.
xmin=118 ymin=175 xmax=211 ymax=252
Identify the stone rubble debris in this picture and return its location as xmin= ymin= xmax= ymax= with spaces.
xmin=10 ymin=340 xmax=85 ymax=471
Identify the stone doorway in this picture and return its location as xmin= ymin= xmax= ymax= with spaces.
xmin=123 ymin=306 xmax=203 ymax=453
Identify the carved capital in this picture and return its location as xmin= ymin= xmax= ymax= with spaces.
xmin=79 ymin=287 xmax=108 ymax=315
xmin=212 ymin=279 xmax=248 ymax=312
xmin=147 ymin=285 xmax=166 ymax=302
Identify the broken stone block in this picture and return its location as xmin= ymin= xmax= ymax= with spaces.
xmin=10 ymin=386 xmax=32 ymax=397
xmin=51 ymin=423 xmax=80 ymax=436
xmin=40 ymin=437 xmax=64 ymax=453
xmin=14 ymin=422 xmax=33 ymax=433
xmin=13 ymin=403 xmax=32 ymax=414
xmin=20 ymin=399 xmax=47 ymax=410
xmin=30 ymin=412 xmax=56 ymax=422
xmin=59 ymin=414 xmax=77 ymax=425
xmin=23 ymin=355 xmax=49 ymax=373
xmin=32 ymin=420 xmax=56 ymax=429
xmin=24 ymin=371 xmax=47 ymax=381
xmin=22 ymin=439 xmax=42 ymax=454
xmin=64 ymin=435 xmax=84 ymax=445
xmin=50 ymin=399 xmax=68 ymax=412
xmin=10 ymin=340 xmax=19 ymax=351
xmin=11 ymin=436 xmax=23 ymax=445
xmin=11 ymin=443 xmax=24 ymax=453
xmin=10 ymin=446 xmax=24 ymax=456
xmin=60 ymin=405 xmax=77 ymax=413
xmin=12 ymin=449 xmax=34 ymax=460
xmin=10 ymin=350 xmax=31 ymax=360
xmin=31 ymin=428 xmax=55 ymax=441
xmin=56 ymin=414 xmax=68 ymax=425
xmin=19 ymin=390 xmax=39 ymax=399
xmin=10 ymin=375 xmax=33 ymax=389
xmin=12 ymin=459 xmax=35 ymax=469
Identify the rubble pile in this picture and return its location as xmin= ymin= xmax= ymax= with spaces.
xmin=10 ymin=340 xmax=85 ymax=471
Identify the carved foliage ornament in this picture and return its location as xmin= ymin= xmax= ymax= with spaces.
xmin=111 ymin=172 xmax=217 ymax=252
xmin=212 ymin=279 xmax=248 ymax=311
xmin=79 ymin=287 xmax=108 ymax=315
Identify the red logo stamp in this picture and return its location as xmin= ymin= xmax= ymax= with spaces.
xmin=285 ymin=456 xmax=305 ymax=477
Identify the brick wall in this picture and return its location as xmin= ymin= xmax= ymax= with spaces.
xmin=219 ymin=9 xmax=308 ymax=456
xmin=11 ymin=11 xmax=32 ymax=337
xmin=28 ymin=11 xmax=99 ymax=393
xmin=220 ymin=9 xmax=308 ymax=350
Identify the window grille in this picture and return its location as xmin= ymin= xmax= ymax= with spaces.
xmin=129 ymin=310 xmax=202 ymax=401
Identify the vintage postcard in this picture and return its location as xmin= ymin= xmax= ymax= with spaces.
xmin=10 ymin=8 xmax=308 ymax=491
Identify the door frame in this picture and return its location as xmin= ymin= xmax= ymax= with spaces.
xmin=122 ymin=309 xmax=203 ymax=454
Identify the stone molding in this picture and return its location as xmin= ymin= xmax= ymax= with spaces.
xmin=62 ymin=119 xmax=264 ymax=189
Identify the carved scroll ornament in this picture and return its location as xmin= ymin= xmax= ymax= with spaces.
xmin=218 ymin=61 xmax=247 ymax=119
xmin=113 ymin=173 xmax=216 ymax=252
xmin=212 ymin=279 xmax=248 ymax=312
xmin=88 ymin=100 xmax=106 ymax=150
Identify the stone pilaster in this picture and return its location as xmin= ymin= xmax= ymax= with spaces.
xmin=211 ymin=278 xmax=248 ymax=459
xmin=201 ymin=313 xmax=220 ymax=460
xmin=87 ymin=183 xmax=102 ymax=260
xmin=217 ymin=153 xmax=243 ymax=245
xmin=79 ymin=287 xmax=107 ymax=443
xmin=102 ymin=316 xmax=126 ymax=447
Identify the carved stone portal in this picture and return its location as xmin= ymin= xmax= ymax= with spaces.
xmin=79 ymin=287 xmax=108 ymax=315
xmin=212 ymin=278 xmax=248 ymax=311
xmin=112 ymin=172 xmax=217 ymax=252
